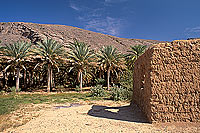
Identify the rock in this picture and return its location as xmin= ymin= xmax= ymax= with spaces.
xmin=0 ymin=22 xmax=165 ymax=53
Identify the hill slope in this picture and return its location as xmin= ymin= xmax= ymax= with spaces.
xmin=0 ymin=22 xmax=164 ymax=52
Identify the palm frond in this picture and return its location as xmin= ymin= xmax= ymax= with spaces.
xmin=67 ymin=40 xmax=95 ymax=70
xmin=125 ymin=44 xmax=147 ymax=70
xmin=97 ymin=45 xmax=123 ymax=71
xmin=35 ymin=38 xmax=65 ymax=65
xmin=0 ymin=41 xmax=32 ymax=69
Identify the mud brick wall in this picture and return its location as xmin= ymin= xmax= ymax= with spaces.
xmin=132 ymin=40 xmax=200 ymax=123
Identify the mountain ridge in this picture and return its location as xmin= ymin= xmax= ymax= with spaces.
xmin=0 ymin=22 xmax=165 ymax=52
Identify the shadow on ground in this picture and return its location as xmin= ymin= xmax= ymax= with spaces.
xmin=87 ymin=104 xmax=149 ymax=123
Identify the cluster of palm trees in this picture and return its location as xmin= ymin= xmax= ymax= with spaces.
xmin=0 ymin=38 xmax=147 ymax=92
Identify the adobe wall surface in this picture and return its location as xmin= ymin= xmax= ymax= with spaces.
xmin=132 ymin=48 xmax=153 ymax=121
xmin=132 ymin=40 xmax=200 ymax=123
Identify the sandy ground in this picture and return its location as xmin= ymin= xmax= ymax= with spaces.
xmin=4 ymin=101 xmax=200 ymax=133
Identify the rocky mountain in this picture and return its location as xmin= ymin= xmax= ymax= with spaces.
xmin=0 ymin=22 xmax=165 ymax=53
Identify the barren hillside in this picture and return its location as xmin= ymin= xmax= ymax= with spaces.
xmin=0 ymin=22 xmax=164 ymax=52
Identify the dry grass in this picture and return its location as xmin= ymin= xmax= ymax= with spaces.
xmin=0 ymin=104 xmax=50 ymax=132
xmin=0 ymin=92 xmax=107 ymax=132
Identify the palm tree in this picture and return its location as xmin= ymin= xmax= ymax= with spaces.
xmin=125 ymin=45 xmax=147 ymax=70
xmin=34 ymin=38 xmax=65 ymax=92
xmin=0 ymin=41 xmax=32 ymax=92
xmin=97 ymin=45 xmax=122 ymax=90
xmin=67 ymin=39 xmax=95 ymax=91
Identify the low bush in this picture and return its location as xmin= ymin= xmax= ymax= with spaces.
xmin=0 ymin=90 xmax=6 ymax=95
xmin=95 ymin=78 xmax=105 ymax=85
xmin=90 ymin=85 xmax=106 ymax=97
xmin=75 ymin=85 xmax=81 ymax=92
xmin=9 ymin=86 xmax=21 ymax=94
xmin=110 ymin=85 xmax=132 ymax=101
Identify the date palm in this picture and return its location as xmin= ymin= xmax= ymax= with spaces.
xmin=67 ymin=40 xmax=95 ymax=91
xmin=97 ymin=45 xmax=122 ymax=90
xmin=125 ymin=45 xmax=147 ymax=70
xmin=0 ymin=41 xmax=32 ymax=92
xmin=34 ymin=39 xmax=65 ymax=92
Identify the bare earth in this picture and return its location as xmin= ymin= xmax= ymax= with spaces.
xmin=4 ymin=101 xmax=200 ymax=133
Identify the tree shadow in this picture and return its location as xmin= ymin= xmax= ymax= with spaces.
xmin=87 ymin=103 xmax=149 ymax=123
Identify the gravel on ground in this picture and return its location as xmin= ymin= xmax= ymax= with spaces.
xmin=4 ymin=101 xmax=200 ymax=133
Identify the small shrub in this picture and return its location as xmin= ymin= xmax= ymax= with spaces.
xmin=95 ymin=78 xmax=105 ymax=85
xmin=91 ymin=85 xmax=106 ymax=97
xmin=0 ymin=90 xmax=6 ymax=95
xmin=9 ymin=86 xmax=21 ymax=94
xmin=110 ymin=85 xmax=132 ymax=101
xmin=56 ymin=85 xmax=64 ymax=89
xmin=74 ymin=88 xmax=81 ymax=92
xmin=75 ymin=85 xmax=81 ymax=92
xmin=13 ymin=94 xmax=22 ymax=100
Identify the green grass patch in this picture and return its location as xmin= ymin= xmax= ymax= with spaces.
xmin=0 ymin=92 xmax=105 ymax=115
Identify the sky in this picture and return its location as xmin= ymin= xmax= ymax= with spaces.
xmin=0 ymin=0 xmax=200 ymax=41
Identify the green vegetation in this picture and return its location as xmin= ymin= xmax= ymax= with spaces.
xmin=0 ymin=92 xmax=104 ymax=115
xmin=0 ymin=41 xmax=32 ymax=92
xmin=90 ymin=85 xmax=107 ymax=97
xmin=34 ymin=38 xmax=65 ymax=92
xmin=125 ymin=45 xmax=147 ymax=70
xmin=67 ymin=39 xmax=95 ymax=91
xmin=97 ymin=45 xmax=123 ymax=90
xmin=0 ymin=38 xmax=147 ymax=115
xmin=95 ymin=78 xmax=105 ymax=86
xmin=110 ymin=85 xmax=132 ymax=101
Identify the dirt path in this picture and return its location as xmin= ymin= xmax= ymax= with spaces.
xmin=4 ymin=101 xmax=200 ymax=133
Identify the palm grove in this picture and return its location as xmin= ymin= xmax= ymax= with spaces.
xmin=0 ymin=39 xmax=147 ymax=96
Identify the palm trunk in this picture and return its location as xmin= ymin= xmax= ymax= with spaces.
xmin=16 ymin=68 xmax=20 ymax=92
xmin=38 ymin=72 xmax=41 ymax=87
xmin=50 ymin=67 xmax=53 ymax=89
xmin=35 ymin=72 xmax=38 ymax=87
xmin=28 ymin=71 xmax=31 ymax=87
xmin=80 ymin=70 xmax=83 ymax=91
xmin=24 ymin=70 xmax=27 ymax=89
xmin=99 ymin=69 xmax=102 ymax=78
xmin=107 ymin=67 xmax=111 ymax=90
xmin=31 ymin=72 xmax=34 ymax=86
xmin=47 ymin=64 xmax=51 ymax=92
xmin=3 ymin=71 xmax=8 ymax=90
xmin=77 ymin=70 xmax=80 ymax=83
xmin=35 ymin=72 xmax=38 ymax=86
